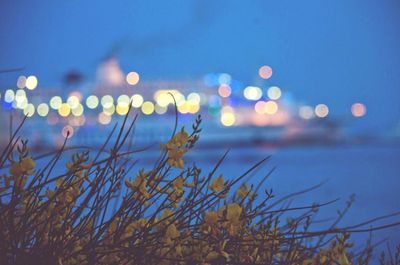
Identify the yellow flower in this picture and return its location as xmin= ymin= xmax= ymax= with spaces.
xmin=227 ymin=203 xmax=242 ymax=224
xmin=204 ymin=211 xmax=219 ymax=225
xmin=237 ymin=183 xmax=249 ymax=199
xmin=209 ymin=175 xmax=225 ymax=193
xmin=161 ymin=127 xmax=191 ymax=169
xmin=9 ymin=157 xmax=35 ymax=176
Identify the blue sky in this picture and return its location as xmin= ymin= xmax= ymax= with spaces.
xmin=1 ymin=0 xmax=399 ymax=130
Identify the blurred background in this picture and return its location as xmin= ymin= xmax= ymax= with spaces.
xmin=0 ymin=0 xmax=399 ymax=244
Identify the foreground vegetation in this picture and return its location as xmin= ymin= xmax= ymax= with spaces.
xmin=0 ymin=112 xmax=399 ymax=265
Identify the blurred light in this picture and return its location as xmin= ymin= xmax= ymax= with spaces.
xmin=267 ymin=86 xmax=281 ymax=100
xmin=67 ymin=95 xmax=80 ymax=109
xmin=131 ymin=94 xmax=144 ymax=108
xmin=141 ymin=101 xmax=154 ymax=115
xmin=98 ymin=112 xmax=111 ymax=125
xmin=62 ymin=125 xmax=74 ymax=138
xmin=23 ymin=103 xmax=35 ymax=117
xmin=178 ymin=101 xmax=189 ymax=114
xmin=218 ymin=85 xmax=232 ymax=98
xmin=50 ymin=96 xmax=62 ymax=110
xmin=37 ymin=103 xmax=49 ymax=117
xmin=71 ymin=103 xmax=84 ymax=116
xmin=17 ymin=76 xmax=26 ymax=89
xmin=69 ymin=116 xmax=86 ymax=127
xmin=117 ymin=94 xmax=130 ymax=106
xmin=315 ymin=104 xmax=329 ymax=118
xmin=299 ymin=106 xmax=314 ymax=119
xmin=86 ymin=95 xmax=99 ymax=109
xmin=155 ymin=92 xmax=172 ymax=107
xmin=15 ymin=90 xmax=27 ymax=109
xmin=103 ymin=105 xmax=115 ymax=116
xmin=126 ymin=71 xmax=140 ymax=85
xmin=4 ymin=89 xmax=14 ymax=103
xmin=25 ymin=75 xmax=38 ymax=90
xmin=351 ymin=103 xmax=367 ymax=117
xmin=58 ymin=103 xmax=71 ymax=117
xmin=116 ymin=103 xmax=129 ymax=115
xmin=155 ymin=104 xmax=168 ymax=114
xmin=244 ymin=86 xmax=262 ymax=100
xmin=259 ymin=65 xmax=273 ymax=79
xmin=218 ymin=73 xmax=231 ymax=85
xmin=187 ymin=92 xmax=201 ymax=104
xmin=221 ymin=112 xmax=235 ymax=126
xmin=265 ymin=100 xmax=278 ymax=115
xmin=188 ymin=102 xmax=200 ymax=114
xmin=254 ymin=101 xmax=266 ymax=114
xmin=221 ymin=105 xmax=234 ymax=114
xmin=69 ymin=91 xmax=82 ymax=100
xmin=101 ymin=95 xmax=114 ymax=108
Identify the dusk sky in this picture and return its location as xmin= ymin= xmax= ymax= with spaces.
xmin=1 ymin=0 xmax=399 ymax=130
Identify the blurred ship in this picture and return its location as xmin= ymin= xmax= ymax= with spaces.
xmin=0 ymin=56 xmax=345 ymax=150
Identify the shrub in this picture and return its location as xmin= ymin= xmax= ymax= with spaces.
xmin=0 ymin=113 xmax=399 ymax=265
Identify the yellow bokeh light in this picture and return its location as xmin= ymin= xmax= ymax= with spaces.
xmin=187 ymin=92 xmax=201 ymax=104
xmin=58 ymin=103 xmax=71 ymax=117
xmin=188 ymin=102 xmax=200 ymax=114
xmin=98 ymin=112 xmax=111 ymax=125
xmin=265 ymin=100 xmax=278 ymax=115
xmin=116 ymin=103 xmax=129 ymax=115
xmin=67 ymin=95 xmax=80 ymax=109
xmin=259 ymin=65 xmax=273 ymax=79
xmin=126 ymin=71 xmax=140 ymax=85
xmin=37 ymin=103 xmax=49 ymax=117
xmin=131 ymin=94 xmax=144 ymax=108
xmin=178 ymin=101 xmax=189 ymax=114
xmin=315 ymin=104 xmax=329 ymax=118
xmin=25 ymin=75 xmax=38 ymax=90
xmin=221 ymin=112 xmax=235 ymax=126
xmin=267 ymin=86 xmax=281 ymax=100
xmin=101 ymin=95 xmax=114 ymax=108
xmin=71 ymin=103 xmax=84 ymax=116
xmin=141 ymin=101 xmax=154 ymax=115
xmin=17 ymin=76 xmax=26 ymax=89
xmin=244 ymin=86 xmax=262 ymax=100
xmin=351 ymin=103 xmax=367 ymax=117
xmin=50 ymin=96 xmax=62 ymax=110
xmin=23 ymin=103 xmax=35 ymax=117
xmin=86 ymin=95 xmax=99 ymax=109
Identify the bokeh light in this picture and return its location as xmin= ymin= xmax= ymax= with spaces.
xmin=71 ymin=104 xmax=84 ymax=116
xmin=37 ymin=103 xmax=49 ymax=117
xmin=126 ymin=71 xmax=140 ymax=85
xmin=244 ymin=86 xmax=262 ymax=100
xmin=58 ymin=103 xmax=71 ymax=117
xmin=98 ymin=112 xmax=111 ymax=125
xmin=67 ymin=95 xmax=80 ymax=109
xmin=221 ymin=112 xmax=235 ymax=126
xmin=218 ymin=85 xmax=232 ymax=98
xmin=131 ymin=94 xmax=144 ymax=108
xmin=259 ymin=65 xmax=273 ymax=79
xmin=141 ymin=101 xmax=155 ymax=115
xmin=16 ymin=76 xmax=26 ymax=89
xmin=23 ymin=103 xmax=35 ymax=117
xmin=299 ymin=106 xmax=314 ymax=119
xmin=265 ymin=100 xmax=278 ymax=115
xmin=315 ymin=104 xmax=329 ymax=118
xmin=101 ymin=95 xmax=114 ymax=108
xmin=4 ymin=89 xmax=14 ymax=103
xmin=155 ymin=104 xmax=168 ymax=114
xmin=62 ymin=125 xmax=74 ymax=138
xmin=351 ymin=103 xmax=367 ymax=117
xmin=86 ymin=95 xmax=99 ymax=109
xmin=254 ymin=101 xmax=266 ymax=114
xmin=116 ymin=103 xmax=129 ymax=115
xmin=267 ymin=86 xmax=282 ymax=100
xmin=25 ymin=75 xmax=38 ymax=90
xmin=50 ymin=96 xmax=62 ymax=110
xmin=103 ymin=105 xmax=115 ymax=116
